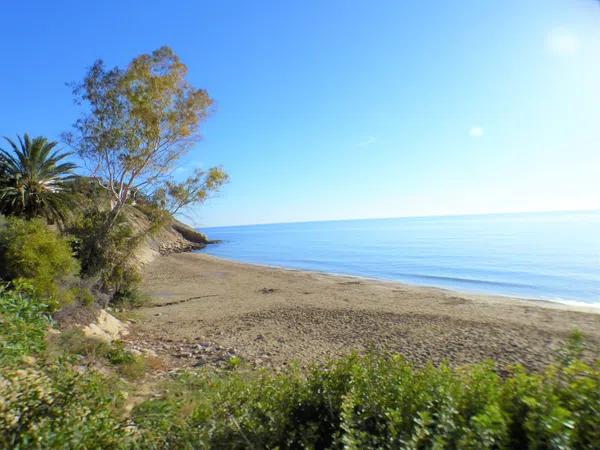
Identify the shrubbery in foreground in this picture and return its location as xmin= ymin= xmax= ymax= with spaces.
xmin=0 ymin=366 xmax=129 ymax=449
xmin=133 ymin=352 xmax=599 ymax=449
xmin=0 ymin=284 xmax=53 ymax=364
xmin=1 ymin=287 xmax=598 ymax=449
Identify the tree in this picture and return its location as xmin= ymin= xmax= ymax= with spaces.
xmin=152 ymin=166 xmax=229 ymax=215
xmin=0 ymin=134 xmax=77 ymax=226
xmin=64 ymin=46 xmax=228 ymax=228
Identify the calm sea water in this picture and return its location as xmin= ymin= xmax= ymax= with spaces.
xmin=199 ymin=211 xmax=600 ymax=305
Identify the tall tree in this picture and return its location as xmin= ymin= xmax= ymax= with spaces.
xmin=0 ymin=134 xmax=77 ymax=226
xmin=64 ymin=46 xmax=227 ymax=228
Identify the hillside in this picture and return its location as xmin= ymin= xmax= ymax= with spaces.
xmin=132 ymin=212 xmax=211 ymax=265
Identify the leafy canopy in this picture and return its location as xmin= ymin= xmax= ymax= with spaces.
xmin=0 ymin=134 xmax=77 ymax=226
xmin=153 ymin=166 xmax=229 ymax=215
xmin=65 ymin=46 xmax=227 ymax=219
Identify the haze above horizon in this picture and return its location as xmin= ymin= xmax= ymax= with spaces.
xmin=1 ymin=1 xmax=599 ymax=227
xmin=203 ymin=208 xmax=600 ymax=229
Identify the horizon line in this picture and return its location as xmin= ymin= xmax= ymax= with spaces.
xmin=196 ymin=207 xmax=600 ymax=229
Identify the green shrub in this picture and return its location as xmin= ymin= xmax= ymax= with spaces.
xmin=106 ymin=264 xmax=144 ymax=307
xmin=0 ymin=365 xmax=131 ymax=449
xmin=0 ymin=283 xmax=53 ymax=365
xmin=68 ymin=210 xmax=143 ymax=305
xmin=70 ymin=285 xmax=96 ymax=306
xmin=0 ymin=217 xmax=78 ymax=304
xmin=133 ymin=354 xmax=600 ymax=449
xmin=106 ymin=340 xmax=136 ymax=365
xmin=0 ymin=284 xmax=135 ymax=449
xmin=105 ymin=340 xmax=148 ymax=380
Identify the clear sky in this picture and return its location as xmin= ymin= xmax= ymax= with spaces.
xmin=1 ymin=1 xmax=599 ymax=226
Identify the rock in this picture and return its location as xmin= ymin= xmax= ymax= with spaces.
xmin=21 ymin=355 xmax=37 ymax=365
xmin=81 ymin=310 xmax=129 ymax=343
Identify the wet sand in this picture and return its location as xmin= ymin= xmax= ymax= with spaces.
xmin=132 ymin=253 xmax=600 ymax=371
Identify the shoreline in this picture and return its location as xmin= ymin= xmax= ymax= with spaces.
xmin=196 ymin=251 xmax=600 ymax=314
xmin=133 ymin=252 xmax=600 ymax=371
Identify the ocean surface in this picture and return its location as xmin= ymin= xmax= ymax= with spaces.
xmin=199 ymin=211 xmax=600 ymax=305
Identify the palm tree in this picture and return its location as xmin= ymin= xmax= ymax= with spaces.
xmin=0 ymin=134 xmax=77 ymax=226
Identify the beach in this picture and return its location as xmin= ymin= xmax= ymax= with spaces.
xmin=132 ymin=252 xmax=600 ymax=372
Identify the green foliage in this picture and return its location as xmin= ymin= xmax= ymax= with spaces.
xmin=0 ymin=134 xmax=77 ymax=226
xmin=557 ymin=329 xmax=585 ymax=366
xmin=64 ymin=46 xmax=223 ymax=224
xmin=50 ymin=329 xmax=146 ymax=381
xmin=117 ymin=354 xmax=148 ymax=380
xmin=0 ymin=283 xmax=53 ymax=365
xmin=1 ymin=297 xmax=599 ymax=450
xmin=132 ymin=198 xmax=173 ymax=235
xmin=0 ymin=365 xmax=131 ymax=449
xmin=0 ymin=217 xmax=78 ymax=304
xmin=68 ymin=209 xmax=143 ymax=304
xmin=105 ymin=339 xmax=136 ymax=365
xmin=133 ymin=354 xmax=600 ymax=449
xmin=0 ymin=290 xmax=133 ymax=448
xmin=70 ymin=285 xmax=96 ymax=306
xmin=152 ymin=166 xmax=229 ymax=215
xmin=106 ymin=264 xmax=144 ymax=306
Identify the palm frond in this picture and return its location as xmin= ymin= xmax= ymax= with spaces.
xmin=0 ymin=134 xmax=79 ymax=226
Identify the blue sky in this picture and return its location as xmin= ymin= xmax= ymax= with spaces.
xmin=1 ymin=1 xmax=599 ymax=226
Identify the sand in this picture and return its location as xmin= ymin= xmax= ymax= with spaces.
xmin=130 ymin=252 xmax=600 ymax=372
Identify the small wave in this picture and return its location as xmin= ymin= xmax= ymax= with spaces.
xmin=550 ymin=299 xmax=600 ymax=309
xmin=397 ymin=272 xmax=536 ymax=290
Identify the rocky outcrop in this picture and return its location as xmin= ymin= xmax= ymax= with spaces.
xmin=133 ymin=215 xmax=211 ymax=266
xmin=81 ymin=309 xmax=129 ymax=342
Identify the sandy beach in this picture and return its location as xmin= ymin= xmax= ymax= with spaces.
xmin=132 ymin=252 xmax=600 ymax=372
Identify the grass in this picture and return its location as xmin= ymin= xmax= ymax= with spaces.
xmin=48 ymin=328 xmax=149 ymax=380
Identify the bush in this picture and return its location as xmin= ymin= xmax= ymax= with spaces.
xmin=133 ymin=354 xmax=600 ymax=449
xmin=0 ymin=365 xmax=131 ymax=449
xmin=0 ymin=217 xmax=78 ymax=304
xmin=68 ymin=210 xmax=143 ymax=305
xmin=0 ymin=283 xmax=53 ymax=365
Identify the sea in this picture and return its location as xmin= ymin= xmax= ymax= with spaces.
xmin=199 ymin=210 xmax=600 ymax=306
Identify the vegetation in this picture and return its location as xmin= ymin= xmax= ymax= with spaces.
xmin=1 ymin=286 xmax=599 ymax=449
xmin=48 ymin=328 xmax=147 ymax=380
xmin=0 ymin=47 xmax=228 ymax=306
xmin=0 ymin=217 xmax=78 ymax=303
xmin=130 ymin=349 xmax=600 ymax=449
xmin=67 ymin=209 xmax=144 ymax=304
xmin=153 ymin=166 xmax=229 ymax=215
xmin=64 ymin=46 xmax=228 ymax=232
xmin=0 ymin=134 xmax=77 ymax=227
xmin=2 ymin=46 xmax=598 ymax=449
xmin=0 ymin=283 xmax=53 ymax=364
